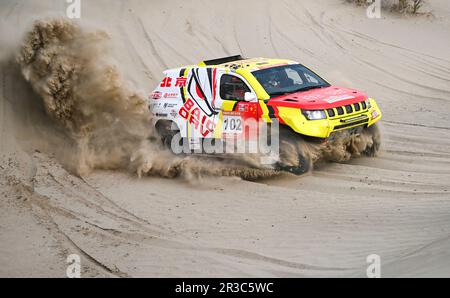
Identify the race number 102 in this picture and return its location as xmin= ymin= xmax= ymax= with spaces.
xmin=222 ymin=116 xmax=243 ymax=134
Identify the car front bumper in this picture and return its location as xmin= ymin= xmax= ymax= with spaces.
xmin=277 ymin=98 xmax=382 ymax=139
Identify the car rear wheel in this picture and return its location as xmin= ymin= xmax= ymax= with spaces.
xmin=155 ymin=120 xmax=180 ymax=150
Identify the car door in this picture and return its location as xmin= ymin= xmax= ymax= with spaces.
xmin=177 ymin=67 xmax=221 ymax=151
xmin=216 ymin=71 xmax=259 ymax=140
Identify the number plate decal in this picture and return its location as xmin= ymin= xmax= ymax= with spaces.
xmin=222 ymin=113 xmax=243 ymax=134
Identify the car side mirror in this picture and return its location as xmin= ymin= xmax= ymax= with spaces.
xmin=244 ymin=92 xmax=257 ymax=102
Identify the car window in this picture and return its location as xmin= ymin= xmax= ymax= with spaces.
xmin=220 ymin=74 xmax=250 ymax=101
xmin=305 ymin=73 xmax=319 ymax=84
xmin=252 ymin=64 xmax=329 ymax=97
xmin=286 ymin=68 xmax=304 ymax=84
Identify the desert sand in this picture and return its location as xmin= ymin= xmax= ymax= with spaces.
xmin=1 ymin=0 xmax=450 ymax=277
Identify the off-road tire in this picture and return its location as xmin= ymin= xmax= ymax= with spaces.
xmin=155 ymin=120 xmax=180 ymax=150
xmin=276 ymin=126 xmax=312 ymax=175
xmin=362 ymin=124 xmax=381 ymax=157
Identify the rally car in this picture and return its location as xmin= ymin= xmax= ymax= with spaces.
xmin=148 ymin=56 xmax=382 ymax=174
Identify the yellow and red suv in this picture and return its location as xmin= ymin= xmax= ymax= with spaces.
xmin=149 ymin=56 xmax=382 ymax=174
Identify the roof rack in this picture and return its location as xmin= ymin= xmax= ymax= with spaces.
xmin=202 ymin=55 xmax=245 ymax=66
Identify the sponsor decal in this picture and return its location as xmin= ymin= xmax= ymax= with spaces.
xmin=222 ymin=111 xmax=241 ymax=117
xmin=326 ymin=95 xmax=355 ymax=104
xmin=303 ymin=94 xmax=324 ymax=101
xmin=164 ymin=92 xmax=179 ymax=99
xmin=151 ymin=91 xmax=162 ymax=100
xmin=163 ymin=103 xmax=177 ymax=109
xmin=238 ymin=104 xmax=249 ymax=112
xmin=150 ymin=102 xmax=162 ymax=109
xmin=170 ymin=109 xmax=178 ymax=118
xmin=160 ymin=77 xmax=187 ymax=88
xmin=160 ymin=77 xmax=172 ymax=88
xmin=175 ymin=77 xmax=188 ymax=88
xmin=179 ymin=98 xmax=215 ymax=137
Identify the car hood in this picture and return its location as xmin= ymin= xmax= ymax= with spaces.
xmin=267 ymin=86 xmax=367 ymax=110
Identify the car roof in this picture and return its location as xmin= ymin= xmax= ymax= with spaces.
xmin=197 ymin=57 xmax=299 ymax=72
xmin=162 ymin=57 xmax=300 ymax=75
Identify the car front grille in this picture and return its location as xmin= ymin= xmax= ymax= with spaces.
xmin=327 ymin=108 xmax=335 ymax=117
xmin=324 ymin=101 xmax=370 ymax=132
xmin=326 ymin=101 xmax=367 ymax=118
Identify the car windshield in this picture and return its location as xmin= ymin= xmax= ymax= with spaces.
xmin=252 ymin=64 xmax=330 ymax=97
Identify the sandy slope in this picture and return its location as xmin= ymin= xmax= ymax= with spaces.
xmin=1 ymin=0 xmax=450 ymax=277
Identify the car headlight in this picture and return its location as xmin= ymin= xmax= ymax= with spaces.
xmin=365 ymin=99 xmax=372 ymax=109
xmin=302 ymin=110 xmax=327 ymax=120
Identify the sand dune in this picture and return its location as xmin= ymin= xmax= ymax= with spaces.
xmin=1 ymin=0 xmax=450 ymax=277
